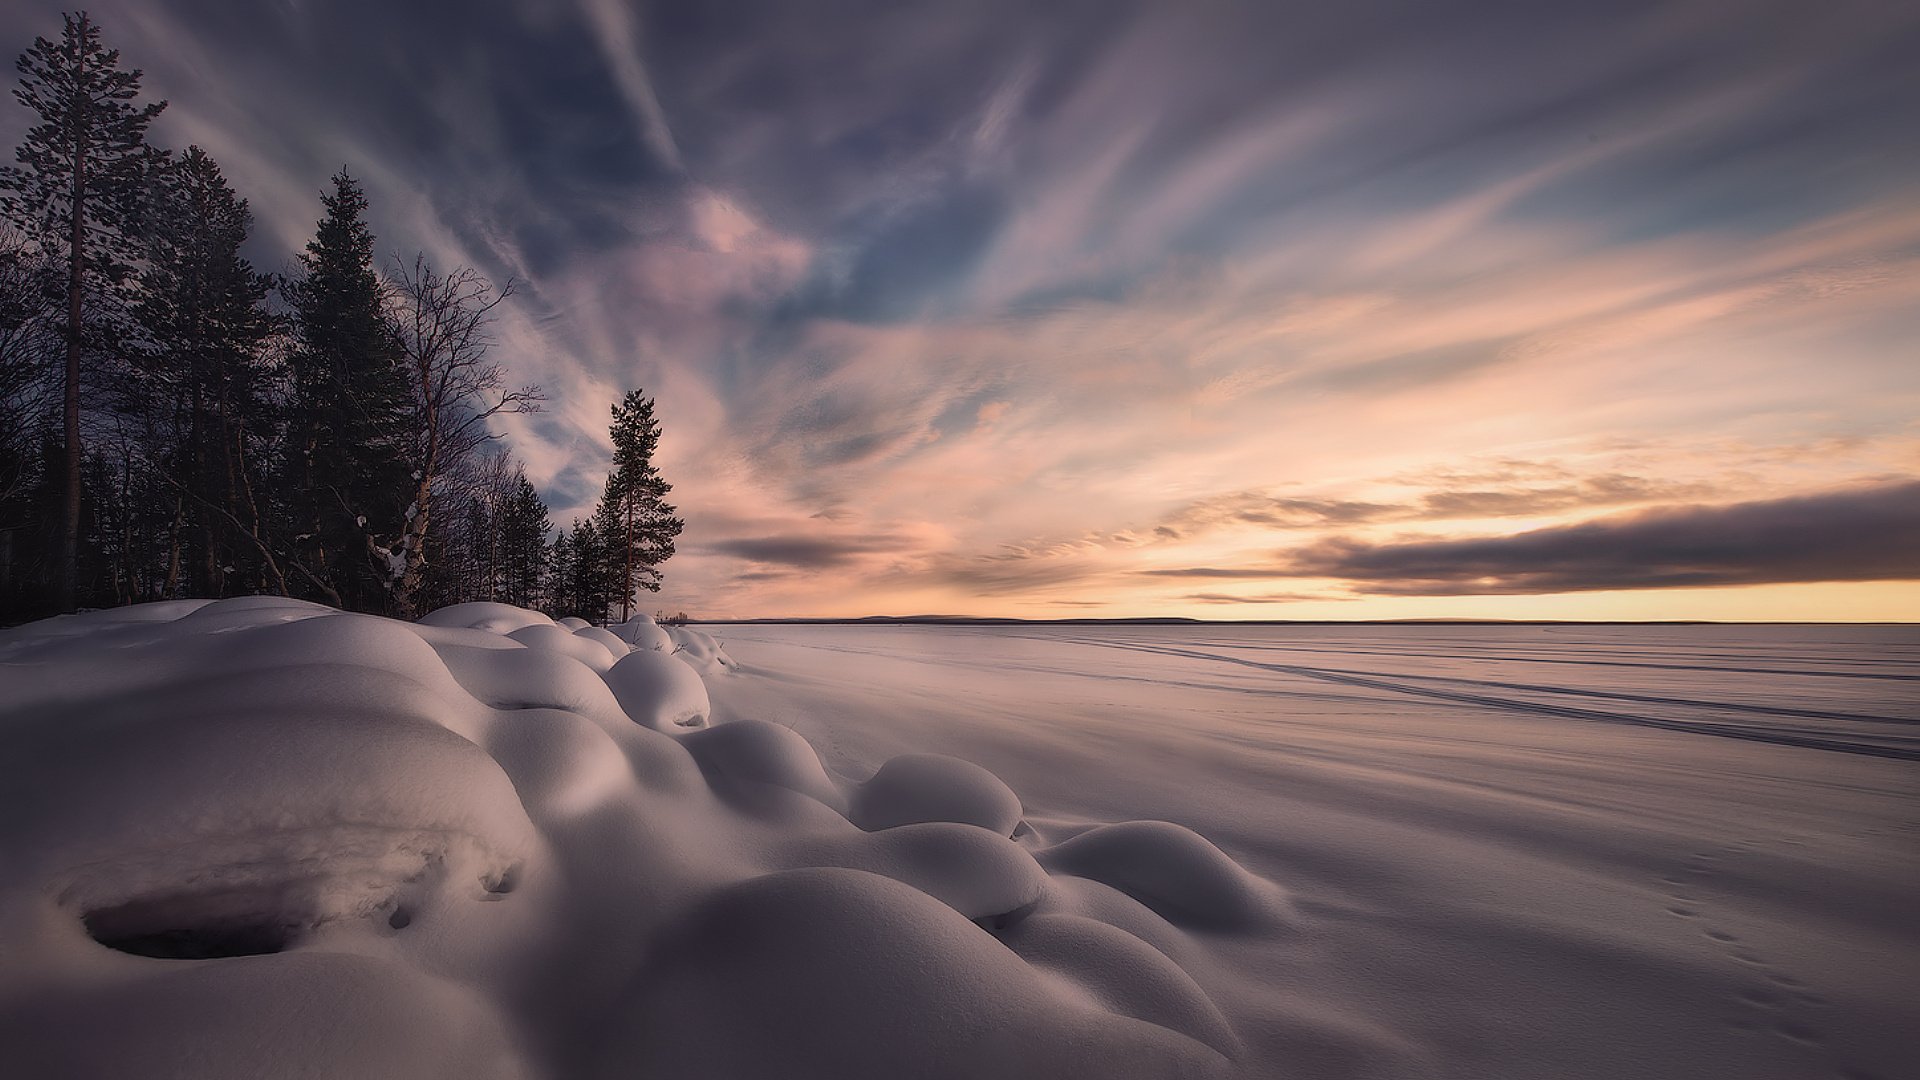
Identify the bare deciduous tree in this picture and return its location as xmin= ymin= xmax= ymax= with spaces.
xmin=376 ymin=255 xmax=541 ymax=614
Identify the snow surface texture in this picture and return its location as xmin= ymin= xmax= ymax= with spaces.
xmin=0 ymin=601 xmax=1270 ymax=1079
xmin=708 ymin=624 xmax=1920 ymax=1080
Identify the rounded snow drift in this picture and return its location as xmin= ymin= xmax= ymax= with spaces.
xmin=811 ymin=820 xmax=1048 ymax=923
xmin=0 ymin=951 xmax=527 ymax=1080
xmin=610 ymin=614 xmax=673 ymax=652
xmin=596 ymin=867 xmax=1231 ymax=1080
xmin=1001 ymin=912 xmax=1240 ymax=1056
xmin=677 ymin=719 xmax=840 ymax=807
xmin=0 ymin=599 xmax=1266 ymax=1080
xmin=1038 ymin=821 xmax=1284 ymax=932
xmin=418 ymin=602 xmax=554 ymax=635
xmin=604 ymin=648 xmax=711 ymax=729
xmin=573 ymin=626 xmax=632 ymax=664
xmin=665 ymin=625 xmax=735 ymax=673
xmin=851 ymin=753 xmax=1024 ymax=836
xmin=508 ymin=623 xmax=619 ymax=672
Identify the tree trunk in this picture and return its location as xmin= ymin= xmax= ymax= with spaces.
xmin=622 ymin=497 xmax=635 ymax=623
xmin=57 ymin=32 xmax=88 ymax=611
xmin=164 ymin=491 xmax=183 ymax=598
xmin=388 ymin=470 xmax=434 ymax=618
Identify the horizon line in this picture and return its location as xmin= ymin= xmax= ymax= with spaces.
xmin=681 ymin=615 xmax=1920 ymax=627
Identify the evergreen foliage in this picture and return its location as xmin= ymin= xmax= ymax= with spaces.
xmin=132 ymin=146 xmax=279 ymax=598
xmin=0 ymin=12 xmax=670 ymax=625
xmin=1 ymin=11 xmax=166 ymax=609
xmin=592 ymin=390 xmax=683 ymax=621
xmin=280 ymin=170 xmax=410 ymax=611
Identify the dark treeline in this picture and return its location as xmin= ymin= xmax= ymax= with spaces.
xmin=0 ymin=12 xmax=682 ymax=625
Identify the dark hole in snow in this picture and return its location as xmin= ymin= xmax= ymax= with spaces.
xmin=84 ymin=903 xmax=293 ymax=959
xmin=388 ymin=906 xmax=413 ymax=930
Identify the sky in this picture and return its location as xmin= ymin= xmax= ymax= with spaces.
xmin=3 ymin=0 xmax=1917 ymax=620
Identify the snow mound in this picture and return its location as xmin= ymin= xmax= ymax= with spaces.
xmin=417 ymin=601 xmax=554 ymax=635
xmin=0 ymin=599 xmax=1282 ymax=1079
xmin=665 ymin=623 xmax=736 ymax=673
xmin=851 ymin=752 xmax=1025 ymax=835
xmin=1039 ymin=821 xmax=1288 ymax=932
xmin=605 ymin=647 xmax=712 ymax=730
xmin=509 ymin=622 xmax=619 ymax=672
xmin=572 ymin=625 xmax=631 ymax=661
xmin=680 ymin=718 xmax=840 ymax=805
xmin=610 ymin=612 xmax=672 ymax=652
xmin=594 ymin=867 xmax=1232 ymax=1080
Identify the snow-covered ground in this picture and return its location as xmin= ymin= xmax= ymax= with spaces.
xmin=706 ymin=623 xmax=1920 ymax=1080
xmin=0 ymin=605 xmax=1913 ymax=1079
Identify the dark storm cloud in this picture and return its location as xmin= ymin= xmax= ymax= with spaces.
xmin=1414 ymin=475 xmax=1718 ymax=518
xmin=1137 ymin=567 xmax=1304 ymax=581
xmin=1153 ymin=474 xmax=1713 ymax=542
xmin=703 ymin=533 xmax=907 ymax=568
xmin=1285 ymin=481 xmax=1920 ymax=595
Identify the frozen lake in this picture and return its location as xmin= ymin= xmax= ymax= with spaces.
xmin=705 ymin=623 xmax=1920 ymax=1080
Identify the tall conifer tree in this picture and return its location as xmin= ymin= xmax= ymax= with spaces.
xmin=498 ymin=467 xmax=550 ymax=608
xmin=281 ymin=171 xmax=408 ymax=610
xmin=592 ymin=389 xmax=682 ymax=621
xmin=1 ymin=12 xmax=166 ymax=610
xmin=135 ymin=146 xmax=277 ymax=597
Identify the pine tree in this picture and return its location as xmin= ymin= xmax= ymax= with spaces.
xmin=281 ymin=171 xmax=408 ymax=611
xmin=0 ymin=226 xmax=58 ymax=609
xmin=558 ymin=516 xmax=610 ymax=622
xmin=497 ymin=467 xmax=550 ymax=609
xmin=134 ymin=146 xmax=278 ymax=597
xmin=544 ymin=528 xmax=573 ymax=618
xmin=1 ymin=11 xmax=167 ymax=611
xmin=592 ymin=389 xmax=683 ymax=621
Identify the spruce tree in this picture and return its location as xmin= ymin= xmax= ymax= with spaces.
xmin=0 ymin=227 xmax=57 ymax=609
xmin=544 ymin=529 xmax=573 ymax=618
xmin=498 ymin=468 xmax=550 ymax=608
xmin=281 ymin=171 xmax=408 ymax=611
xmin=135 ymin=146 xmax=277 ymax=597
xmin=1 ymin=11 xmax=166 ymax=611
xmin=561 ymin=516 xmax=609 ymax=622
xmin=592 ymin=389 xmax=683 ymax=621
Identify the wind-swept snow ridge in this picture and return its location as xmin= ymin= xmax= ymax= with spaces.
xmin=0 ymin=599 xmax=1278 ymax=1079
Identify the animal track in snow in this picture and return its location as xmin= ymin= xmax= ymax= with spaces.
xmin=1655 ymin=840 xmax=1886 ymax=1077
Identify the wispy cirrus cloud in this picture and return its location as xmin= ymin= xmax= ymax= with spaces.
xmin=4 ymin=0 xmax=1916 ymax=618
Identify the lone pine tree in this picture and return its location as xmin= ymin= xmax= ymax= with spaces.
xmin=1 ymin=11 xmax=166 ymax=610
xmin=593 ymin=389 xmax=683 ymax=622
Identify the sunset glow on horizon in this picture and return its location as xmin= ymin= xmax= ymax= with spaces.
xmin=13 ymin=0 xmax=1913 ymax=620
